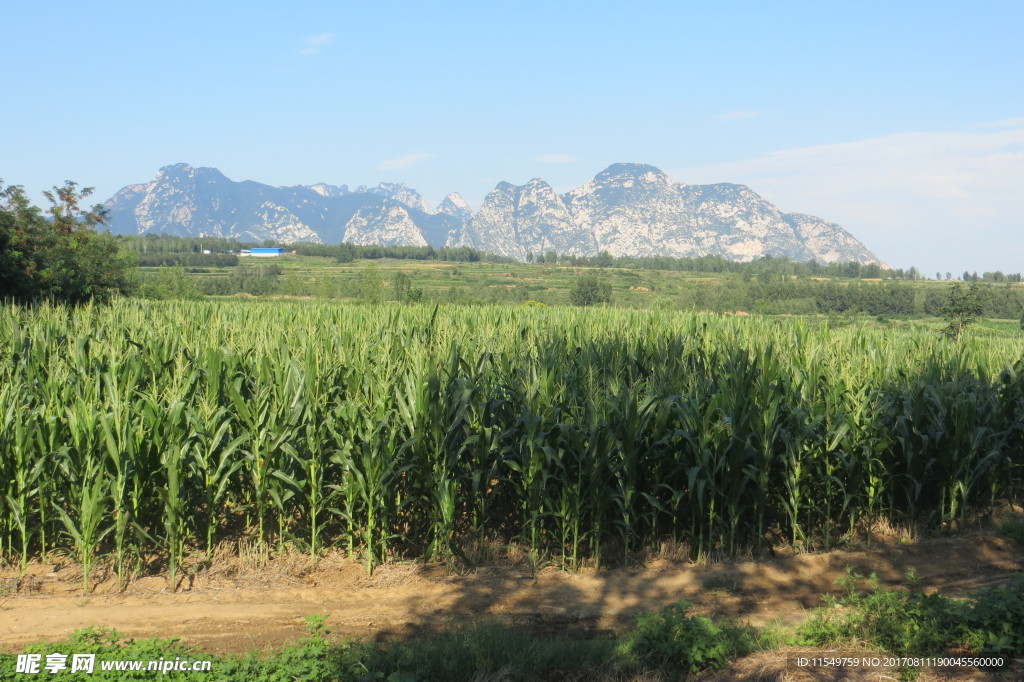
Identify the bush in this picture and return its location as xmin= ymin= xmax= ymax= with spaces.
xmin=569 ymin=274 xmax=612 ymax=306
xmin=799 ymin=570 xmax=1024 ymax=663
xmin=616 ymin=600 xmax=755 ymax=674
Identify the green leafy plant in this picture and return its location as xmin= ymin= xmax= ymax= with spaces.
xmin=799 ymin=570 xmax=1024 ymax=673
xmin=0 ymin=181 xmax=135 ymax=304
xmin=959 ymin=575 xmax=1024 ymax=657
xmin=941 ymin=282 xmax=986 ymax=341
xmin=569 ymin=274 xmax=612 ymax=306
xmin=616 ymin=600 xmax=755 ymax=674
xmin=1000 ymin=513 xmax=1024 ymax=547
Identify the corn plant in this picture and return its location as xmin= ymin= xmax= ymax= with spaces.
xmin=2 ymin=298 xmax=1024 ymax=579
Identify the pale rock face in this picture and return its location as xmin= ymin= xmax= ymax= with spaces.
xmin=564 ymin=164 xmax=689 ymax=257
xmin=248 ymin=202 xmax=321 ymax=243
xmin=456 ymin=182 xmax=523 ymax=258
xmin=435 ymin=192 xmax=473 ymax=222
xmin=106 ymin=163 xmax=324 ymax=243
xmin=342 ymin=202 xmax=428 ymax=247
xmin=102 ymin=162 xmax=882 ymax=266
xmin=308 ymin=183 xmax=349 ymax=198
xmin=785 ymin=213 xmax=881 ymax=265
xmin=457 ymin=178 xmax=595 ymax=259
xmin=359 ymin=183 xmax=431 ymax=213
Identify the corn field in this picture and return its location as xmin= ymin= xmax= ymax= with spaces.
xmin=1 ymin=299 xmax=1023 ymax=584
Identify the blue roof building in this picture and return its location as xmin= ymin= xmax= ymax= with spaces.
xmin=244 ymin=247 xmax=284 ymax=257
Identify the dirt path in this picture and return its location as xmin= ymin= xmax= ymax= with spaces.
xmin=1 ymin=532 xmax=1021 ymax=660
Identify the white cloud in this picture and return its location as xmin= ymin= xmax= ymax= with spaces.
xmin=534 ymin=154 xmax=577 ymax=164
xmin=377 ymin=153 xmax=436 ymax=171
xmin=672 ymin=124 xmax=1024 ymax=272
xmin=298 ymin=33 xmax=333 ymax=55
xmin=717 ymin=111 xmax=760 ymax=121
xmin=975 ymin=117 xmax=1024 ymax=129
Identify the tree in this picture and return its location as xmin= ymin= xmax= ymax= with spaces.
xmin=940 ymin=282 xmax=986 ymax=341
xmin=569 ymin=274 xmax=612 ymax=306
xmin=360 ymin=263 xmax=383 ymax=304
xmin=593 ymin=250 xmax=614 ymax=268
xmin=391 ymin=271 xmax=422 ymax=303
xmin=0 ymin=180 xmax=134 ymax=303
xmin=138 ymin=265 xmax=203 ymax=300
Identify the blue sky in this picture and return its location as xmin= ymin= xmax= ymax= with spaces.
xmin=2 ymin=1 xmax=1022 ymax=274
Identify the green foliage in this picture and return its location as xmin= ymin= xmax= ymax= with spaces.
xmin=0 ymin=181 xmax=135 ymax=304
xmin=959 ymin=575 xmax=1024 ymax=656
xmin=616 ymin=600 xmax=756 ymax=674
xmin=941 ymin=282 xmax=986 ymax=341
xmin=5 ymin=622 xmax=370 ymax=682
xmin=364 ymin=624 xmax=612 ymax=680
xmin=14 ymin=628 xmax=210 ymax=681
xmin=1000 ymin=513 xmax=1024 ymax=547
xmin=800 ymin=570 xmax=957 ymax=657
xmin=135 ymin=252 xmax=239 ymax=268
xmin=2 ymin=301 xmax=1024 ymax=577
xmin=360 ymin=263 xmax=384 ymax=304
xmin=569 ymin=274 xmax=612 ymax=306
xmin=391 ymin=271 xmax=423 ymax=303
xmin=190 ymin=264 xmax=281 ymax=296
xmin=799 ymin=570 xmax=1024 ymax=666
xmin=137 ymin=266 xmax=204 ymax=300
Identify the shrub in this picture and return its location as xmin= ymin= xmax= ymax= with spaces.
xmin=569 ymin=274 xmax=612 ymax=306
xmin=616 ymin=600 xmax=755 ymax=674
xmin=799 ymin=570 xmax=1024 ymax=663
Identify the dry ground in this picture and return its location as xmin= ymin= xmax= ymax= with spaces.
xmin=2 ymin=531 xmax=1022 ymax=680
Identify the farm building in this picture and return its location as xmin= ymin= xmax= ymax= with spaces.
xmin=241 ymin=247 xmax=284 ymax=257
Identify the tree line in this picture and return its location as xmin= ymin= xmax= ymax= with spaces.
xmin=3 ymin=181 xmax=1022 ymax=319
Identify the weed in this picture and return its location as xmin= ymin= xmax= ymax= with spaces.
xmin=999 ymin=514 xmax=1024 ymax=547
xmin=615 ymin=600 xmax=758 ymax=675
xmin=798 ymin=569 xmax=1024 ymax=676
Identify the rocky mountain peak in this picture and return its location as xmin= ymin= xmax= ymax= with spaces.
xmin=435 ymin=192 xmax=473 ymax=221
xmin=157 ymin=162 xmax=195 ymax=176
xmin=103 ymin=163 xmax=882 ymax=267
xmin=153 ymin=163 xmax=231 ymax=187
xmin=592 ymin=163 xmax=670 ymax=187
xmin=519 ymin=178 xmax=559 ymax=205
xmin=359 ymin=182 xmax=430 ymax=213
xmin=342 ymin=201 xmax=427 ymax=247
xmin=307 ymin=183 xmax=350 ymax=198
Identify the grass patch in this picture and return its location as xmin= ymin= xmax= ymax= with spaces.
xmin=614 ymin=600 xmax=764 ymax=675
xmin=999 ymin=512 xmax=1024 ymax=547
xmin=798 ymin=569 xmax=1024 ymax=677
xmin=364 ymin=624 xmax=614 ymax=681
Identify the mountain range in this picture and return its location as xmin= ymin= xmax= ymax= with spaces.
xmin=103 ymin=163 xmax=882 ymax=265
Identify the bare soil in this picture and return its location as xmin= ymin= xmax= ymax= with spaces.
xmin=2 ymin=531 xmax=1022 ymax=680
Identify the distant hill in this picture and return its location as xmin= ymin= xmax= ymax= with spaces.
xmin=103 ymin=162 xmax=882 ymax=265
